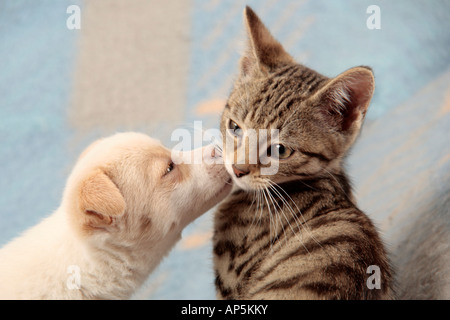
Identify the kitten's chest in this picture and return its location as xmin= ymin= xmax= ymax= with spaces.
xmin=213 ymin=194 xmax=315 ymax=299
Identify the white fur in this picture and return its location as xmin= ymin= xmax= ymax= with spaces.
xmin=0 ymin=132 xmax=231 ymax=299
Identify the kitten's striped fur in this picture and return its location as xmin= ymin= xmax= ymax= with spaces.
xmin=213 ymin=6 xmax=394 ymax=300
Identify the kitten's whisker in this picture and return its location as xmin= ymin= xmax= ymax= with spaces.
xmin=269 ymin=180 xmax=323 ymax=252
xmin=297 ymin=178 xmax=319 ymax=192
xmin=267 ymin=181 xmax=305 ymax=235
xmin=265 ymin=186 xmax=287 ymax=250
xmin=248 ymin=188 xmax=263 ymax=239
xmin=270 ymin=181 xmax=310 ymax=227
xmin=323 ymin=168 xmax=349 ymax=198
xmin=261 ymin=188 xmax=276 ymax=252
xmin=245 ymin=190 xmax=261 ymax=237
xmin=257 ymin=188 xmax=264 ymax=230
xmin=223 ymin=179 xmax=233 ymax=185
xmin=266 ymin=183 xmax=310 ymax=255
xmin=266 ymin=186 xmax=292 ymax=249
xmin=272 ymin=181 xmax=336 ymax=262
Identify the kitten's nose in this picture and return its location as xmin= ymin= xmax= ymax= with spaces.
xmin=232 ymin=164 xmax=250 ymax=178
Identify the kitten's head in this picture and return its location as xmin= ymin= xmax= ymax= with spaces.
xmin=220 ymin=6 xmax=375 ymax=191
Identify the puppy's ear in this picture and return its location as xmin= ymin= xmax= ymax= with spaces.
xmin=76 ymin=169 xmax=126 ymax=230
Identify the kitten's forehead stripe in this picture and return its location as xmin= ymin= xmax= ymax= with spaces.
xmin=272 ymin=64 xmax=297 ymax=78
xmin=236 ymin=64 xmax=329 ymax=130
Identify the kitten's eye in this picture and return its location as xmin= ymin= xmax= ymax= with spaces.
xmin=268 ymin=144 xmax=293 ymax=160
xmin=228 ymin=119 xmax=243 ymax=137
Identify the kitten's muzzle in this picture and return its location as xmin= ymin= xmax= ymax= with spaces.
xmin=232 ymin=164 xmax=250 ymax=178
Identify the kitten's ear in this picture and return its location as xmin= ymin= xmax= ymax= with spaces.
xmin=312 ymin=66 xmax=375 ymax=133
xmin=75 ymin=169 xmax=126 ymax=230
xmin=240 ymin=6 xmax=293 ymax=76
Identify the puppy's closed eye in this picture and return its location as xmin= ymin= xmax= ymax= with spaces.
xmin=164 ymin=161 xmax=175 ymax=176
xmin=159 ymin=160 xmax=181 ymax=192
xmin=159 ymin=157 xmax=189 ymax=186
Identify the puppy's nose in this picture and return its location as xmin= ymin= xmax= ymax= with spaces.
xmin=211 ymin=146 xmax=221 ymax=158
xmin=232 ymin=164 xmax=250 ymax=178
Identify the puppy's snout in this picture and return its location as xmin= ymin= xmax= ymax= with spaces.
xmin=204 ymin=144 xmax=222 ymax=162
xmin=211 ymin=146 xmax=222 ymax=159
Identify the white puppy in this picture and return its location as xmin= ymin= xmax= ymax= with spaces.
xmin=0 ymin=132 xmax=231 ymax=299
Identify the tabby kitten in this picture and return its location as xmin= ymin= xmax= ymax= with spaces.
xmin=213 ymin=6 xmax=394 ymax=300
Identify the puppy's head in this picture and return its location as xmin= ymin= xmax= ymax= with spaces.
xmin=63 ymin=132 xmax=231 ymax=246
